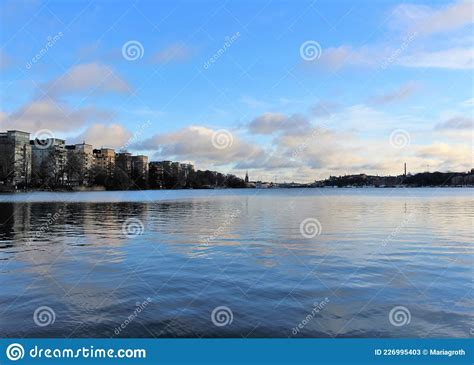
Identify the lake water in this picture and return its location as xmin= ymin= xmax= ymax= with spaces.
xmin=0 ymin=188 xmax=472 ymax=338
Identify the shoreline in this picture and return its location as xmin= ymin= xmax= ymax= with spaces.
xmin=1 ymin=185 xmax=472 ymax=195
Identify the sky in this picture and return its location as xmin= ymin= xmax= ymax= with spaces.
xmin=0 ymin=0 xmax=472 ymax=182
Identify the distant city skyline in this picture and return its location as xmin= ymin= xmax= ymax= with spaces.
xmin=0 ymin=0 xmax=472 ymax=182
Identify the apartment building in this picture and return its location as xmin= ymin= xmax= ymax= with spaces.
xmin=65 ymin=143 xmax=94 ymax=185
xmin=0 ymin=130 xmax=32 ymax=187
xmin=132 ymin=155 xmax=149 ymax=181
xmin=116 ymin=152 xmax=132 ymax=176
xmin=31 ymin=138 xmax=67 ymax=185
xmin=93 ymin=148 xmax=116 ymax=176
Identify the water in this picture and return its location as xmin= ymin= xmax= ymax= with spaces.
xmin=0 ymin=188 xmax=472 ymax=338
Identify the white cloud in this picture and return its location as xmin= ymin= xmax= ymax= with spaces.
xmin=240 ymin=104 xmax=472 ymax=180
xmin=370 ymin=82 xmax=419 ymax=105
xmin=415 ymin=142 xmax=472 ymax=171
xmin=135 ymin=126 xmax=265 ymax=165
xmin=310 ymin=101 xmax=340 ymax=117
xmin=435 ymin=116 xmax=473 ymax=130
xmin=44 ymin=63 xmax=131 ymax=96
xmin=0 ymin=99 xmax=113 ymax=133
xmin=248 ymin=112 xmax=310 ymax=135
xmin=83 ymin=103 xmax=472 ymax=181
xmin=329 ymin=104 xmax=407 ymax=131
xmin=153 ymin=43 xmax=194 ymax=63
xmin=240 ymin=95 xmax=272 ymax=109
xmin=398 ymin=47 xmax=474 ymax=69
xmin=460 ymin=98 xmax=474 ymax=107
xmin=72 ymin=123 xmax=132 ymax=149
xmin=311 ymin=41 xmax=473 ymax=71
xmin=310 ymin=45 xmax=377 ymax=70
xmin=306 ymin=1 xmax=473 ymax=72
xmin=276 ymin=127 xmax=365 ymax=170
xmin=392 ymin=0 xmax=473 ymax=37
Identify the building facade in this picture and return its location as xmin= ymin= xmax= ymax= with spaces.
xmin=0 ymin=130 xmax=32 ymax=188
xmin=115 ymin=152 xmax=132 ymax=176
xmin=132 ymin=155 xmax=149 ymax=181
xmin=31 ymin=138 xmax=67 ymax=185
xmin=66 ymin=143 xmax=94 ymax=185
xmin=148 ymin=161 xmax=167 ymax=188
xmin=93 ymin=148 xmax=115 ymax=176
xmin=148 ymin=160 xmax=194 ymax=188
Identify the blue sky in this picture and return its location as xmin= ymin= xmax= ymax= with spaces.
xmin=0 ymin=0 xmax=472 ymax=181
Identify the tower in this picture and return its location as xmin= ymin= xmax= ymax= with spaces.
xmin=245 ymin=171 xmax=249 ymax=183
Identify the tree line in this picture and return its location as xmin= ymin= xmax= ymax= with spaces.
xmin=26 ymin=152 xmax=246 ymax=190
